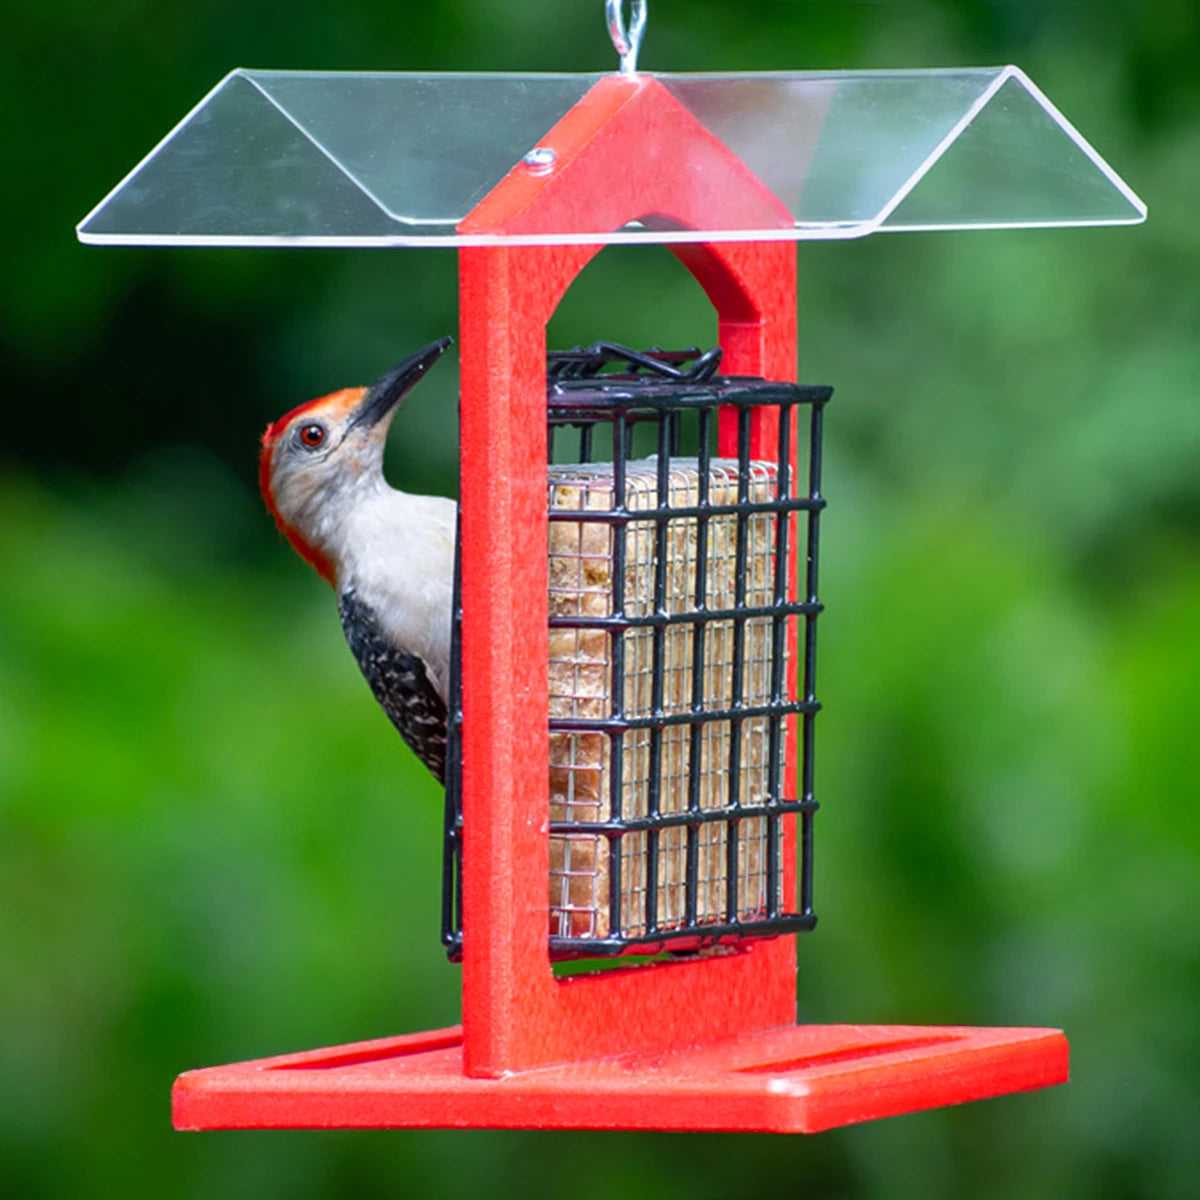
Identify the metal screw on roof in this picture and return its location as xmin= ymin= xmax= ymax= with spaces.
xmin=522 ymin=146 xmax=558 ymax=174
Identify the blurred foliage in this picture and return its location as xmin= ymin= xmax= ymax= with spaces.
xmin=2 ymin=1 xmax=1198 ymax=1198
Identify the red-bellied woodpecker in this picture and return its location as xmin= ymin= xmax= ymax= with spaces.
xmin=259 ymin=338 xmax=456 ymax=782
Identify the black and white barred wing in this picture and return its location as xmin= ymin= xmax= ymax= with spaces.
xmin=338 ymin=590 xmax=448 ymax=784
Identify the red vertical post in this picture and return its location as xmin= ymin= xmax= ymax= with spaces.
xmin=457 ymin=75 xmax=800 ymax=1077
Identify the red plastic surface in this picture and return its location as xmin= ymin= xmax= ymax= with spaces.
xmin=173 ymin=73 xmax=1070 ymax=1132
xmin=173 ymin=1023 xmax=1069 ymax=1133
xmin=457 ymin=73 xmax=799 ymax=1078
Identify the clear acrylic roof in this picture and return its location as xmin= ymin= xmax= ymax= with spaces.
xmin=77 ymin=67 xmax=1146 ymax=248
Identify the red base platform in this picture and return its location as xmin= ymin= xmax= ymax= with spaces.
xmin=173 ymin=1023 xmax=1068 ymax=1133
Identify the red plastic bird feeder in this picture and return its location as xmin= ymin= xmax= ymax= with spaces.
xmin=77 ymin=8 xmax=1144 ymax=1133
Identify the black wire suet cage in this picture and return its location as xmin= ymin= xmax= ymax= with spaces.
xmin=445 ymin=345 xmax=830 ymax=961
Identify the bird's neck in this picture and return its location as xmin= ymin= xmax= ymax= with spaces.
xmin=333 ymin=484 xmax=457 ymax=696
xmin=282 ymin=473 xmax=390 ymax=589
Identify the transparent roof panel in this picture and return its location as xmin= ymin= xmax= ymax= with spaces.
xmin=77 ymin=67 xmax=1145 ymax=247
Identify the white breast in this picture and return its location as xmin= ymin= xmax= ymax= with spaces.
xmin=336 ymin=488 xmax=457 ymax=699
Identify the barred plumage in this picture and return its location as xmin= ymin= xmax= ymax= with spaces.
xmin=338 ymin=590 xmax=448 ymax=782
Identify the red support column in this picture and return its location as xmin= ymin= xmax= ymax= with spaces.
xmin=456 ymin=75 xmax=802 ymax=1076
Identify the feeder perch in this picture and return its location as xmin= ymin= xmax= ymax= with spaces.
xmin=77 ymin=40 xmax=1144 ymax=1134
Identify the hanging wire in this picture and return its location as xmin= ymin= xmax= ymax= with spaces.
xmin=606 ymin=0 xmax=648 ymax=75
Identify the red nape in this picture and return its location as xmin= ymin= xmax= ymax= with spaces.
xmin=257 ymin=387 xmax=366 ymax=586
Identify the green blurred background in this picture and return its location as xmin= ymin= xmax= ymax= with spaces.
xmin=2 ymin=1 xmax=1197 ymax=1196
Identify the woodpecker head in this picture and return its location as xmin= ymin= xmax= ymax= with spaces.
xmin=259 ymin=337 xmax=452 ymax=584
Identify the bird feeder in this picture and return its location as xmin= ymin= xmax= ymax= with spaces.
xmin=77 ymin=5 xmax=1145 ymax=1134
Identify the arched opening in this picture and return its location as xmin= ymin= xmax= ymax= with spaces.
xmin=546 ymin=244 xmax=718 ymax=356
xmin=545 ymin=243 xmax=771 ymax=464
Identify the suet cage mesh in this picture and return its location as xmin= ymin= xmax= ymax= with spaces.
xmin=445 ymin=345 xmax=830 ymax=960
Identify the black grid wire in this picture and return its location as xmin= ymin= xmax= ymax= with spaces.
xmin=444 ymin=345 xmax=830 ymax=961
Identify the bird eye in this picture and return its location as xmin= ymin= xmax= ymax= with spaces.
xmin=298 ymin=423 xmax=326 ymax=449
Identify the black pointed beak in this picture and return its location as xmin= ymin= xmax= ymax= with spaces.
xmin=351 ymin=336 xmax=453 ymax=431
